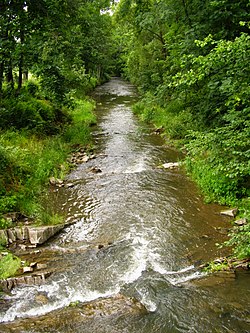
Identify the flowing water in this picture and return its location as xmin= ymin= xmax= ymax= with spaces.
xmin=0 ymin=78 xmax=249 ymax=332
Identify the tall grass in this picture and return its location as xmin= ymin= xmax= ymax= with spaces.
xmin=63 ymin=99 xmax=96 ymax=146
xmin=133 ymin=97 xmax=197 ymax=140
xmin=0 ymin=97 xmax=96 ymax=226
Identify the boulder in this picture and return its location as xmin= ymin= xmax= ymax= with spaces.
xmin=220 ymin=208 xmax=238 ymax=217
xmin=23 ymin=267 xmax=34 ymax=273
xmin=162 ymin=162 xmax=179 ymax=169
xmin=28 ymin=225 xmax=64 ymax=245
xmin=0 ymin=271 xmax=52 ymax=291
xmin=0 ymin=230 xmax=8 ymax=245
xmin=36 ymin=263 xmax=47 ymax=270
xmin=7 ymin=229 xmax=16 ymax=243
xmin=49 ymin=177 xmax=64 ymax=186
xmin=234 ymin=218 xmax=247 ymax=226
xmin=14 ymin=226 xmax=29 ymax=241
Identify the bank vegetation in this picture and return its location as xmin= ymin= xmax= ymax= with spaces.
xmin=114 ymin=0 xmax=250 ymax=261
xmin=0 ymin=0 xmax=249 ymax=276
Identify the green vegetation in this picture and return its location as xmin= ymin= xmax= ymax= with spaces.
xmin=114 ymin=0 xmax=250 ymax=260
xmin=0 ymin=253 xmax=21 ymax=280
xmin=0 ymin=0 xmax=249 ymax=272
xmin=0 ymin=90 xmax=96 ymax=225
xmin=0 ymin=0 xmax=113 ymax=229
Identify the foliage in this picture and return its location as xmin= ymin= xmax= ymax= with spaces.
xmin=0 ymin=131 xmax=68 ymax=217
xmin=133 ymin=95 xmax=196 ymax=140
xmin=224 ymin=222 xmax=250 ymax=259
xmin=0 ymin=253 xmax=21 ymax=280
xmin=204 ymin=260 xmax=229 ymax=273
xmin=0 ymin=95 xmax=95 ymax=222
xmin=114 ymin=0 xmax=250 ymax=259
xmin=36 ymin=211 xmax=64 ymax=226
xmin=0 ymin=0 xmax=114 ymax=101
xmin=63 ymin=99 xmax=96 ymax=146
xmin=184 ymin=124 xmax=250 ymax=205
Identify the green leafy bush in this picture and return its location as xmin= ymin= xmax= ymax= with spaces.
xmin=0 ymin=253 xmax=21 ymax=279
xmin=225 ymin=222 xmax=250 ymax=259
xmin=25 ymin=80 xmax=40 ymax=97
xmin=133 ymin=97 xmax=196 ymax=139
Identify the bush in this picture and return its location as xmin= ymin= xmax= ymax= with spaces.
xmin=225 ymin=222 xmax=250 ymax=259
xmin=0 ymin=94 xmax=70 ymax=135
xmin=25 ymin=80 xmax=40 ymax=97
xmin=0 ymin=253 xmax=21 ymax=279
xmin=133 ymin=97 xmax=196 ymax=139
xmin=185 ymin=120 xmax=250 ymax=205
xmin=0 ymin=131 xmax=69 ymax=219
xmin=0 ymin=97 xmax=96 ymax=223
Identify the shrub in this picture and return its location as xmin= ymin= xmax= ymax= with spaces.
xmin=225 ymin=222 xmax=250 ymax=259
xmin=25 ymin=80 xmax=40 ymax=97
xmin=133 ymin=97 xmax=196 ymax=139
xmin=0 ymin=253 xmax=21 ymax=279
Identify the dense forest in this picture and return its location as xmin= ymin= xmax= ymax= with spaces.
xmin=0 ymin=0 xmax=249 ymax=270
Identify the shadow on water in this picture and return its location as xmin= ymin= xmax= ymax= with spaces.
xmin=0 ymin=78 xmax=249 ymax=333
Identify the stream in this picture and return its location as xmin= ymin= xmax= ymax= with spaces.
xmin=0 ymin=78 xmax=249 ymax=332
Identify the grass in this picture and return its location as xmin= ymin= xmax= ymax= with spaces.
xmin=63 ymin=99 xmax=96 ymax=146
xmin=0 ymin=97 xmax=96 ymax=226
xmin=0 ymin=79 xmax=97 ymax=281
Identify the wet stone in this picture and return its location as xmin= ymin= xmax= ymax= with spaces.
xmin=161 ymin=162 xmax=179 ymax=169
xmin=234 ymin=218 xmax=247 ymax=226
xmin=0 ymin=294 xmax=147 ymax=332
xmin=220 ymin=208 xmax=238 ymax=217
xmin=36 ymin=263 xmax=47 ymax=270
xmin=89 ymin=167 xmax=102 ymax=174
xmin=23 ymin=266 xmax=33 ymax=273
xmin=28 ymin=225 xmax=64 ymax=245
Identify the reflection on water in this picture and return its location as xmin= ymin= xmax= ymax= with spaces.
xmin=0 ymin=78 xmax=249 ymax=333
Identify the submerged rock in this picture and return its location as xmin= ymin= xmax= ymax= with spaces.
xmin=0 ymin=294 xmax=147 ymax=332
xmin=89 ymin=167 xmax=102 ymax=174
xmin=189 ymin=271 xmax=236 ymax=288
xmin=161 ymin=162 xmax=179 ymax=169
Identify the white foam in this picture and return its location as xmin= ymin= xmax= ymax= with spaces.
xmin=124 ymin=157 xmax=147 ymax=174
xmin=1 ymin=284 xmax=120 ymax=323
xmin=167 ymin=271 xmax=204 ymax=285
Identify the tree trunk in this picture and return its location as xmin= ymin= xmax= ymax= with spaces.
xmin=18 ymin=39 xmax=24 ymax=91
xmin=7 ymin=60 xmax=14 ymax=90
xmin=23 ymin=70 xmax=28 ymax=82
xmin=18 ymin=3 xmax=25 ymax=91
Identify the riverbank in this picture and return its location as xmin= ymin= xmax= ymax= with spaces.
xmin=0 ymin=78 xmax=249 ymax=333
xmin=0 ymin=87 xmax=97 ymax=279
xmin=132 ymin=99 xmax=250 ymax=264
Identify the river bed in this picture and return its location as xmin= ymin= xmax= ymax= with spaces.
xmin=0 ymin=78 xmax=249 ymax=332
